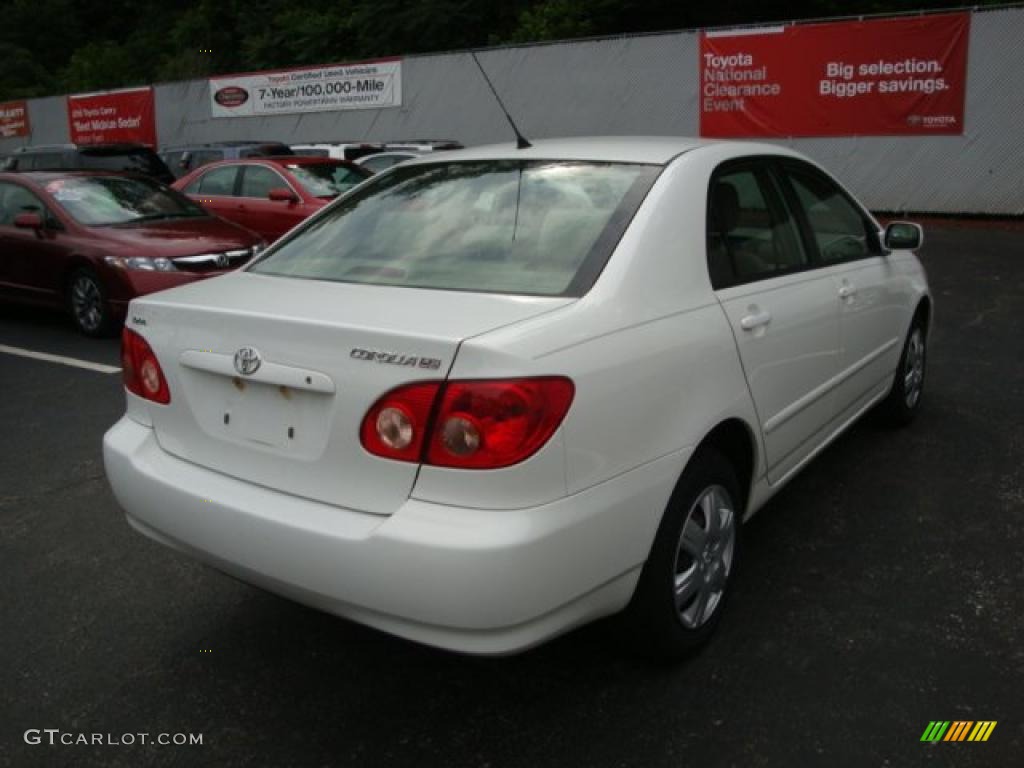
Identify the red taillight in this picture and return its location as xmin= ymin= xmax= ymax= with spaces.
xmin=360 ymin=381 xmax=441 ymax=462
xmin=360 ymin=377 xmax=574 ymax=469
xmin=121 ymin=328 xmax=170 ymax=404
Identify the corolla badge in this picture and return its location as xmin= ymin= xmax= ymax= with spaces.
xmin=233 ymin=346 xmax=262 ymax=376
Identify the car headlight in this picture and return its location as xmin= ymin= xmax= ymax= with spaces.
xmin=104 ymin=256 xmax=178 ymax=272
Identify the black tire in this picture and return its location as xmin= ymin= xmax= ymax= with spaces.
xmin=67 ymin=268 xmax=114 ymax=337
xmin=623 ymin=449 xmax=742 ymax=661
xmin=881 ymin=317 xmax=926 ymax=426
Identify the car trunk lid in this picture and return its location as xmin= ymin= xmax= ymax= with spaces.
xmin=130 ymin=272 xmax=573 ymax=515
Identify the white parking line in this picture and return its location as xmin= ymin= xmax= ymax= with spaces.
xmin=0 ymin=344 xmax=121 ymax=374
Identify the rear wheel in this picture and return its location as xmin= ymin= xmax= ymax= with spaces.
xmin=67 ymin=268 xmax=114 ymax=337
xmin=624 ymin=449 xmax=741 ymax=660
xmin=881 ymin=318 xmax=926 ymax=426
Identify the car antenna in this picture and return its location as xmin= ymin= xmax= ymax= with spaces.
xmin=471 ymin=51 xmax=531 ymax=149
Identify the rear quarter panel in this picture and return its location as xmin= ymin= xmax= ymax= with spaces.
xmin=415 ymin=152 xmax=763 ymax=522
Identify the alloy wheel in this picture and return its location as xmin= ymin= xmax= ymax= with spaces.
xmin=903 ymin=328 xmax=925 ymax=409
xmin=673 ymin=484 xmax=737 ymax=630
xmin=70 ymin=274 xmax=104 ymax=333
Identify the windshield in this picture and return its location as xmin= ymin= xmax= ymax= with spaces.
xmin=250 ymin=160 xmax=659 ymax=297
xmin=45 ymin=176 xmax=208 ymax=226
xmin=285 ymin=163 xmax=370 ymax=198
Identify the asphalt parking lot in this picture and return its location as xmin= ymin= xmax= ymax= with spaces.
xmin=1 ymin=222 xmax=1021 ymax=768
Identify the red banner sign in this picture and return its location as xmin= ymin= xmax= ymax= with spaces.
xmin=0 ymin=100 xmax=30 ymax=138
xmin=67 ymin=87 xmax=157 ymax=146
xmin=700 ymin=13 xmax=970 ymax=138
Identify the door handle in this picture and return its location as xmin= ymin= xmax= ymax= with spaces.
xmin=838 ymin=283 xmax=858 ymax=299
xmin=740 ymin=310 xmax=772 ymax=330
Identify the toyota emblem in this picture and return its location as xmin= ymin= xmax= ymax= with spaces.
xmin=233 ymin=346 xmax=262 ymax=376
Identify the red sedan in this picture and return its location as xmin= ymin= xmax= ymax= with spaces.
xmin=172 ymin=156 xmax=371 ymax=242
xmin=0 ymin=171 xmax=263 ymax=336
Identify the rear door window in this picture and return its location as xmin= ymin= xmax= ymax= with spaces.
xmin=707 ymin=163 xmax=808 ymax=288
xmin=240 ymin=166 xmax=288 ymax=198
xmin=190 ymin=166 xmax=239 ymax=196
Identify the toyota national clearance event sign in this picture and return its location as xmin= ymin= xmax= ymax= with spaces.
xmin=700 ymin=13 xmax=970 ymax=137
xmin=67 ymin=87 xmax=158 ymax=146
xmin=0 ymin=100 xmax=30 ymax=138
xmin=209 ymin=58 xmax=402 ymax=118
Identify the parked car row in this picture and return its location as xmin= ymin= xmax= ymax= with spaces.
xmin=2 ymin=129 xmax=932 ymax=660
xmin=159 ymin=141 xmax=294 ymax=179
xmin=1 ymin=138 xmax=460 ymax=184
xmin=0 ymin=170 xmax=262 ymax=335
xmin=0 ymin=135 xmax=445 ymax=334
xmin=172 ymin=156 xmax=371 ymax=242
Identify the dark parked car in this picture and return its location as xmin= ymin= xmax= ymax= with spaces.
xmin=0 ymin=171 xmax=263 ymax=335
xmin=159 ymin=141 xmax=294 ymax=179
xmin=173 ymin=156 xmax=371 ymax=242
xmin=1 ymin=144 xmax=174 ymax=184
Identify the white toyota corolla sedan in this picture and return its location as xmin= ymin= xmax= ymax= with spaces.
xmin=104 ymin=137 xmax=930 ymax=657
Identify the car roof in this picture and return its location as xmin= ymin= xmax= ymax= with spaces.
xmin=0 ymin=170 xmax=154 ymax=188
xmin=365 ymin=150 xmax=423 ymax=158
xmin=396 ymin=136 xmax=802 ymax=166
xmin=13 ymin=143 xmax=152 ymax=153
xmin=161 ymin=141 xmax=290 ymax=150
xmin=264 ymin=155 xmax=361 ymax=166
xmin=292 ymin=141 xmax=381 ymax=147
xmin=193 ymin=156 xmax=359 ymax=169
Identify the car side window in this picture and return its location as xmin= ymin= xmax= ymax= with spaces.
xmin=162 ymin=151 xmax=186 ymax=174
xmin=707 ymin=165 xmax=808 ymax=289
xmin=240 ymin=166 xmax=287 ymax=198
xmin=0 ymin=182 xmax=46 ymax=226
xmin=782 ymin=163 xmax=879 ymax=264
xmin=192 ymin=166 xmax=238 ymax=196
xmin=191 ymin=150 xmax=222 ymax=169
xmin=361 ymin=155 xmax=402 ymax=173
xmin=19 ymin=154 xmax=62 ymax=171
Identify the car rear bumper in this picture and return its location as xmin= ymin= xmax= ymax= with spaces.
xmin=103 ymin=416 xmax=686 ymax=654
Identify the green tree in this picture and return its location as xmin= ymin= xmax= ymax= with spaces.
xmin=60 ymin=41 xmax=137 ymax=93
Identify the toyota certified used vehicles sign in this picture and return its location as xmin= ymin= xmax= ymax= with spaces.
xmin=209 ymin=59 xmax=402 ymax=117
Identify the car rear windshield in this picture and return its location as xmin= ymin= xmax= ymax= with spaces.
xmin=77 ymin=148 xmax=171 ymax=178
xmin=45 ymin=176 xmax=208 ymax=226
xmin=285 ymin=163 xmax=370 ymax=198
xmin=249 ymin=160 xmax=660 ymax=297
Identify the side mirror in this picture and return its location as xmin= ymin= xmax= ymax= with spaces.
xmin=268 ymin=187 xmax=298 ymax=203
xmin=884 ymin=221 xmax=923 ymax=251
xmin=13 ymin=211 xmax=44 ymax=230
